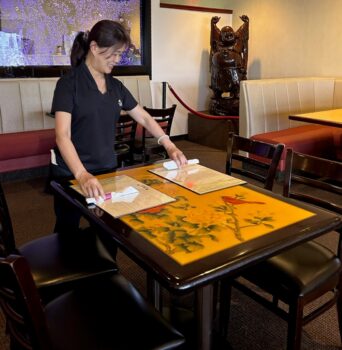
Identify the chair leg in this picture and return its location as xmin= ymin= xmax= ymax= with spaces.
xmin=128 ymin=152 xmax=134 ymax=165
xmin=287 ymin=298 xmax=304 ymax=350
xmin=142 ymin=152 xmax=150 ymax=163
xmin=218 ymin=279 xmax=232 ymax=338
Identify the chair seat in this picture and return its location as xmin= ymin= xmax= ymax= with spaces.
xmin=242 ymin=241 xmax=341 ymax=299
xmin=115 ymin=143 xmax=130 ymax=155
xmin=46 ymin=274 xmax=185 ymax=350
xmin=19 ymin=227 xmax=118 ymax=298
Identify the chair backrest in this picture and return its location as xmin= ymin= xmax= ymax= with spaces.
xmin=114 ymin=114 xmax=138 ymax=167
xmin=114 ymin=114 xmax=138 ymax=153
xmin=0 ymin=182 xmax=16 ymax=256
xmin=283 ymin=149 xmax=342 ymax=215
xmin=142 ymin=104 xmax=177 ymax=148
xmin=0 ymin=255 xmax=52 ymax=350
xmin=225 ymin=132 xmax=284 ymax=190
xmin=283 ymin=149 xmax=342 ymax=258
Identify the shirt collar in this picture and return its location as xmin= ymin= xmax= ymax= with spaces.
xmin=80 ymin=61 xmax=113 ymax=92
xmin=105 ymin=74 xmax=114 ymax=91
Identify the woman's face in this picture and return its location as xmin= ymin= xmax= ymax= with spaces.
xmin=91 ymin=43 xmax=126 ymax=74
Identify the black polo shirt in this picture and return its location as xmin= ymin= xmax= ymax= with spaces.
xmin=51 ymin=61 xmax=138 ymax=173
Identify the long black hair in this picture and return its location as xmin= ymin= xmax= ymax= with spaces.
xmin=70 ymin=20 xmax=131 ymax=68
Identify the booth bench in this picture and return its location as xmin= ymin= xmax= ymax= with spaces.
xmin=0 ymin=76 xmax=153 ymax=173
xmin=239 ymin=77 xmax=342 ymax=171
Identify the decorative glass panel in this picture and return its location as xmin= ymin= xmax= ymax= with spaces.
xmin=0 ymin=0 xmax=151 ymax=76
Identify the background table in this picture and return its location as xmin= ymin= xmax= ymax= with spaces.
xmin=289 ymin=108 xmax=342 ymax=127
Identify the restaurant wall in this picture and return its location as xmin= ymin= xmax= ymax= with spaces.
xmin=215 ymin=0 xmax=342 ymax=79
xmin=151 ymin=1 xmax=231 ymax=135
xmin=164 ymin=0 xmax=342 ymax=78
xmin=297 ymin=0 xmax=342 ymax=77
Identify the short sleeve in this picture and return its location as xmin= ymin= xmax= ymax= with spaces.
xmin=120 ymin=83 xmax=138 ymax=111
xmin=51 ymin=75 xmax=75 ymax=114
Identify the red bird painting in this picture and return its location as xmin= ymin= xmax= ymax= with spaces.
xmin=222 ymin=196 xmax=265 ymax=205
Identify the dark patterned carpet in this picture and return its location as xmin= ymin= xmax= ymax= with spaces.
xmin=0 ymin=140 xmax=341 ymax=349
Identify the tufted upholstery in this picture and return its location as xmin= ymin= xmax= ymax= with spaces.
xmin=0 ymin=76 xmax=152 ymax=172
xmin=0 ymin=78 xmax=57 ymax=133
xmin=239 ymin=77 xmax=342 ymax=170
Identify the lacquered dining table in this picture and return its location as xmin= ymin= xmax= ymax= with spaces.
xmin=53 ymin=163 xmax=342 ymax=350
xmin=289 ymin=108 xmax=342 ymax=127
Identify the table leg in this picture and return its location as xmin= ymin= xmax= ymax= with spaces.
xmin=195 ymin=284 xmax=214 ymax=350
xmin=218 ymin=279 xmax=231 ymax=338
xmin=146 ymin=274 xmax=162 ymax=311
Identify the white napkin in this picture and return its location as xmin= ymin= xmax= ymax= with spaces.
xmin=163 ymin=158 xmax=199 ymax=170
xmin=86 ymin=186 xmax=139 ymax=205
xmin=111 ymin=187 xmax=139 ymax=203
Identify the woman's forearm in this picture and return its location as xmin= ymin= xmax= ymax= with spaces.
xmin=56 ymin=135 xmax=87 ymax=180
xmin=128 ymin=105 xmax=187 ymax=165
xmin=128 ymin=105 xmax=174 ymax=145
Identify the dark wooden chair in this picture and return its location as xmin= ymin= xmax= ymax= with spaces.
xmin=225 ymin=132 xmax=285 ymax=190
xmin=220 ymin=149 xmax=342 ymax=350
xmin=0 ymin=181 xmax=117 ymax=303
xmin=0 ymin=254 xmax=185 ymax=350
xmin=135 ymin=104 xmax=176 ymax=163
xmin=114 ymin=114 xmax=138 ymax=167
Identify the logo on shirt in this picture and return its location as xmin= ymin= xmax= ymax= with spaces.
xmin=118 ymin=99 xmax=123 ymax=107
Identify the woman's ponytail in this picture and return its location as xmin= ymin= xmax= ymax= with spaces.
xmin=70 ymin=31 xmax=89 ymax=67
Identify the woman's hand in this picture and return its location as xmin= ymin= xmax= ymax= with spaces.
xmin=164 ymin=141 xmax=188 ymax=168
xmin=77 ymin=171 xmax=105 ymax=199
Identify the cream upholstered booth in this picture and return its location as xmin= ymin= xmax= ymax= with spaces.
xmin=239 ymin=77 xmax=342 ymax=171
xmin=0 ymin=76 xmax=153 ymax=173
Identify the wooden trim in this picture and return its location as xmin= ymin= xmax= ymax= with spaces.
xmin=160 ymin=3 xmax=233 ymax=14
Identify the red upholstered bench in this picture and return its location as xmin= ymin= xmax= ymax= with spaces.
xmin=0 ymin=129 xmax=56 ymax=173
xmin=251 ymin=125 xmax=342 ymax=171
